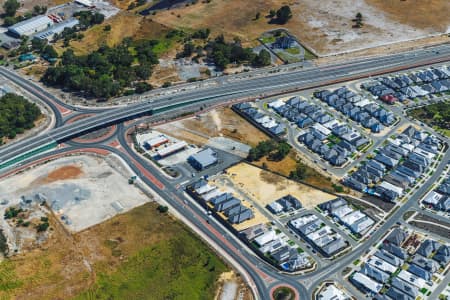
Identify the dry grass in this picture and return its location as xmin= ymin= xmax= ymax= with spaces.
xmin=152 ymin=0 xmax=283 ymax=47
xmin=366 ymin=0 xmax=450 ymax=31
xmin=152 ymin=0 xmax=450 ymax=56
xmin=20 ymin=64 xmax=48 ymax=78
xmin=156 ymin=107 xmax=269 ymax=147
xmin=252 ymin=150 xmax=336 ymax=192
xmin=64 ymin=14 xmax=172 ymax=55
xmin=225 ymin=162 xmax=336 ymax=209
xmin=0 ymin=202 xmax=228 ymax=299
xmin=150 ymin=63 xmax=181 ymax=86
xmin=253 ymin=152 xmax=298 ymax=177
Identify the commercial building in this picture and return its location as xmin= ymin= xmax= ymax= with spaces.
xmin=157 ymin=141 xmax=187 ymax=157
xmin=8 ymin=15 xmax=54 ymax=37
xmin=34 ymin=18 xmax=79 ymax=41
xmin=143 ymin=135 xmax=169 ymax=149
xmin=188 ymin=148 xmax=218 ymax=170
xmin=75 ymin=0 xmax=94 ymax=7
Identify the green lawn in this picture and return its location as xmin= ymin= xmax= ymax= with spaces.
xmin=260 ymin=36 xmax=275 ymax=44
xmin=303 ymin=47 xmax=317 ymax=60
xmin=285 ymin=47 xmax=300 ymax=55
xmin=0 ymin=203 xmax=228 ymax=300
xmin=74 ymin=233 xmax=227 ymax=300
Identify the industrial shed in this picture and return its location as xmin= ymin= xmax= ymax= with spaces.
xmin=8 ymin=15 xmax=54 ymax=37
xmin=34 ymin=18 xmax=79 ymax=41
xmin=188 ymin=148 xmax=218 ymax=170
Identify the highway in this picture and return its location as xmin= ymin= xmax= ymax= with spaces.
xmin=2 ymin=44 xmax=450 ymax=167
xmin=1 ymin=43 xmax=450 ymax=299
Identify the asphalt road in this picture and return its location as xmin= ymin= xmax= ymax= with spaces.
xmin=2 ymin=44 xmax=450 ymax=299
xmin=2 ymin=44 xmax=450 ymax=167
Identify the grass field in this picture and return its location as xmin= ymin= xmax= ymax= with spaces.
xmin=0 ymin=203 xmax=228 ymax=300
xmin=60 ymin=13 xmax=174 ymax=56
xmin=407 ymin=101 xmax=450 ymax=137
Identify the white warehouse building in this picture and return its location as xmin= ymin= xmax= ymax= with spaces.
xmin=8 ymin=15 xmax=54 ymax=37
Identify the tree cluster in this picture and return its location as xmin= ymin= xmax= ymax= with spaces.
xmin=269 ymin=6 xmax=292 ymax=24
xmin=2 ymin=0 xmax=20 ymax=17
xmin=36 ymin=217 xmax=50 ymax=232
xmin=127 ymin=0 xmax=146 ymax=10
xmin=247 ymin=140 xmax=291 ymax=162
xmin=0 ymin=93 xmax=41 ymax=142
xmin=191 ymin=28 xmax=210 ymax=40
xmin=205 ymin=35 xmax=271 ymax=70
xmin=31 ymin=38 xmax=58 ymax=59
xmin=289 ymin=162 xmax=309 ymax=181
xmin=73 ymin=11 xmax=105 ymax=28
xmin=4 ymin=206 xmax=24 ymax=219
xmin=42 ymin=39 xmax=159 ymax=99
xmin=410 ymin=102 xmax=450 ymax=130
xmin=2 ymin=0 xmax=47 ymax=26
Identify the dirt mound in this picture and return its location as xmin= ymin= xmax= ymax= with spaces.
xmin=43 ymin=165 xmax=84 ymax=183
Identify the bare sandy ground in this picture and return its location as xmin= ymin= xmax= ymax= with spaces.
xmin=152 ymin=0 xmax=450 ymax=56
xmin=0 ymin=155 xmax=151 ymax=233
xmin=224 ymin=163 xmax=336 ymax=210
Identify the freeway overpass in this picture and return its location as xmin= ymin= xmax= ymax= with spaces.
xmin=1 ymin=44 xmax=450 ymax=169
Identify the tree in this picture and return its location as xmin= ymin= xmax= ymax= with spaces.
xmin=192 ymin=28 xmax=210 ymax=39
xmin=32 ymin=5 xmax=47 ymax=16
xmin=43 ymin=45 xmax=58 ymax=59
xmin=3 ymin=16 xmax=17 ymax=26
xmin=36 ymin=221 xmax=49 ymax=232
xmin=353 ymin=12 xmax=363 ymax=28
xmin=104 ymin=24 xmax=111 ymax=31
xmin=252 ymin=49 xmax=271 ymax=67
xmin=268 ymin=9 xmax=276 ymax=18
xmin=181 ymin=42 xmax=195 ymax=57
xmin=289 ymin=162 xmax=308 ymax=181
xmin=3 ymin=0 xmax=20 ymax=17
xmin=134 ymin=82 xmax=152 ymax=94
xmin=157 ymin=205 xmax=169 ymax=213
xmin=213 ymin=51 xmax=229 ymax=70
xmin=269 ymin=142 xmax=291 ymax=161
xmin=276 ymin=5 xmax=292 ymax=24
xmin=31 ymin=38 xmax=47 ymax=52
xmin=0 ymin=93 xmax=41 ymax=142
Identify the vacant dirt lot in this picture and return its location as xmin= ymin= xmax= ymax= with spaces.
xmin=156 ymin=107 xmax=269 ymax=147
xmin=0 ymin=155 xmax=150 ymax=232
xmin=152 ymin=0 xmax=450 ymax=56
xmin=224 ymin=163 xmax=335 ymax=209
